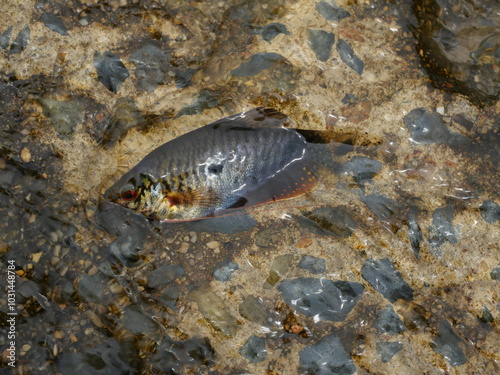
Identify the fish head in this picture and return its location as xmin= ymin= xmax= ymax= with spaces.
xmin=105 ymin=171 xmax=175 ymax=220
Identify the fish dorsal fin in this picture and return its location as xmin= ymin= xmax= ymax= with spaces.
xmin=218 ymin=107 xmax=288 ymax=129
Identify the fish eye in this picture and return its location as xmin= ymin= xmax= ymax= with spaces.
xmin=120 ymin=185 xmax=138 ymax=201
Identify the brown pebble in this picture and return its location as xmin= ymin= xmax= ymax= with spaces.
xmin=21 ymin=147 xmax=31 ymax=162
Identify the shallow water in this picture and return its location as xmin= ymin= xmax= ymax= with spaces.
xmin=1 ymin=0 xmax=499 ymax=374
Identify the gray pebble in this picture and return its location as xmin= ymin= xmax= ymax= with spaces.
xmin=300 ymin=206 xmax=358 ymax=237
xmin=431 ymin=320 xmax=467 ymax=367
xmin=10 ymin=25 xmax=30 ymax=54
xmin=239 ymin=296 xmax=270 ymax=327
xmin=343 ymin=156 xmax=382 ymax=184
xmin=0 ymin=25 xmax=12 ymax=49
xmin=480 ymin=200 xmax=500 ymax=224
xmin=428 ymin=203 xmax=458 ymax=257
xmin=336 ymin=39 xmax=364 ymax=75
xmin=94 ymin=51 xmax=129 ymax=93
xmin=361 ymin=259 xmax=413 ymax=303
xmin=39 ymin=98 xmax=84 ymax=138
xmin=252 ymin=23 xmax=290 ymax=42
xmin=307 ymin=29 xmax=335 ymax=62
xmin=41 ymin=14 xmax=69 ymax=36
xmin=407 ymin=207 xmax=423 ymax=259
xmin=147 ymin=265 xmax=184 ymax=288
xmin=298 ymin=254 xmax=326 ymax=274
xmin=213 ymin=259 xmax=239 ymax=282
xmin=373 ymin=306 xmax=406 ymax=334
xmin=277 ymin=277 xmax=364 ymax=322
xmin=491 ymin=264 xmax=500 ymax=281
xmin=231 ymin=52 xmax=287 ymax=76
xmin=316 ymin=1 xmax=351 ymax=21
xmin=175 ymin=89 xmax=219 ymax=118
xmin=360 ymin=194 xmax=398 ymax=221
xmin=376 ymin=341 xmax=403 ymax=363
xmin=129 ymin=44 xmax=170 ymax=92
xmin=78 ymin=275 xmax=104 ymax=303
xmin=239 ymin=335 xmax=267 ymax=363
xmin=300 ymin=334 xmax=356 ymax=375
xmin=122 ymin=305 xmax=159 ymax=335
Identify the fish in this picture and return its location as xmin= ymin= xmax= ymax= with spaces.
xmin=105 ymin=107 xmax=342 ymax=222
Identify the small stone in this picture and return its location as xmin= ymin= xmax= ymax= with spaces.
xmin=316 ymin=1 xmax=351 ymax=21
xmin=206 ymin=240 xmax=219 ymax=250
xmin=239 ymin=296 xmax=270 ymax=327
xmin=264 ymin=254 xmax=294 ymax=288
xmin=336 ymin=39 xmax=364 ymax=75
xmin=231 ymin=52 xmax=288 ymax=77
xmin=361 ymin=259 xmax=413 ymax=303
xmin=407 ymin=207 xmax=423 ymax=259
xmin=298 ymin=255 xmax=326 ymax=274
xmin=78 ymin=275 xmax=104 ymax=303
xmin=491 ymin=264 xmax=500 ymax=281
xmin=307 ymin=29 xmax=335 ymax=62
xmin=239 ymin=335 xmax=267 ymax=363
xmin=360 ymin=194 xmax=398 ymax=221
xmin=31 ymin=251 xmax=42 ymax=263
xmin=300 ymin=334 xmax=356 ymax=374
xmin=10 ymin=25 xmax=30 ymax=54
xmin=431 ymin=320 xmax=467 ymax=367
xmin=343 ymin=156 xmax=382 ymax=184
xmin=376 ymin=341 xmax=403 ymax=363
xmin=480 ymin=200 xmax=500 ymax=224
xmin=122 ymin=305 xmax=158 ymax=335
xmin=190 ymin=285 xmax=238 ymax=336
xmin=373 ymin=306 xmax=406 ymax=335
xmin=0 ymin=26 xmax=12 ymax=50
xmin=20 ymin=147 xmax=31 ymax=162
xmin=179 ymin=242 xmax=189 ymax=253
xmin=428 ymin=203 xmax=458 ymax=257
xmin=147 ymin=265 xmax=184 ymax=289
xmin=277 ymin=277 xmax=364 ymax=322
xmin=300 ymin=206 xmax=358 ymax=237
xmin=213 ymin=259 xmax=239 ymax=282
xmin=94 ymin=51 xmax=129 ymax=93
xmin=41 ymin=14 xmax=69 ymax=36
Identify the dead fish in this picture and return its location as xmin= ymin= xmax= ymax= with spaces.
xmin=105 ymin=107 xmax=342 ymax=222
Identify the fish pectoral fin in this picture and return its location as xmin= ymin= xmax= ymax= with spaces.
xmin=168 ymin=187 xmax=221 ymax=209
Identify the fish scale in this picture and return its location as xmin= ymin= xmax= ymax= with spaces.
xmin=105 ymin=108 xmax=336 ymax=221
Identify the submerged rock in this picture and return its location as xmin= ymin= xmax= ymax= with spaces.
xmin=373 ymin=306 xmax=406 ymax=335
xmin=78 ymin=275 xmax=105 ymax=303
xmin=300 ymin=334 xmax=356 ymax=375
xmin=407 ymin=207 xmax=423 ymax=259
xmin=57 ymin=339 xmax=135 ymax=375
xmin=39 ymin=98 xmax=84 ymax=138
xmin=41 ymin=13 xmax=69 ymax=36
xmin=190 ymin=285 xmax=238 ymax=336
xmin=316 ymin=1 xmax=351 ymax=21
xmin=428 ymin=203 xmax=458 ymax=257
xmin=10 ymin=25 xmax=30 ymax=54
xmin=343 ymin=156 xmax=382 ymax=184
xmin=361 ymin=259 xmax=413 ymax=303
xmin=360 ymin=194 xmax=398 ymax=221
xmin=403 ymin=108 xmax=468 ymax=144
xmin=298 ymin=254 xmax=326 ymax=274
xmin=146 ymin=265 xmax=184 ymax=289
xmin=94 ymin=51 xmax=129 ymax=93
xmin=431 ymin=320 xmax=467 ymax=366
xmin=239 ymin=335 xmax=267 ymax=363
xmin=122 ymin=305 xmax=159 ymax=335
xmin=252 ymin=22 xmax=290 ymax=42
xmin=479 ymin=200 xmax=500 ymax=224
xmin=277 ymin=278 xmax=364 ymax=322
xmin=213 ymin=259 xmax=239 ymax=282
xmin=413 ymin=0 xmax=500 ymax=106
xmin=491 ymin=264 xmax=500 ymax=281
xmin=239 ymin=296 xmax=270 ymax=327
xmin=336 ymin=39 xmax=364 ymax=75
xmin=300 ymin=206 xmax=358 ymax=237
xmin=307 ymin=29 xmax=335 ymax=62
xmin=264 ymin=254 xmax=294 ymax=288
xmin=376 ymin=341 xmax=403 ymax=363
xmin=151 ymin=336 xmax=215 ymax=374
xmin=175 ymin=89 xmax=219 ymax=118
xmin=0 ymin=25 xmax=12 ymax=49
xmin=129 ymin=44 xmax=170 ymax=92
xmin=231 ymin=52 xmax=288 ymax=76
